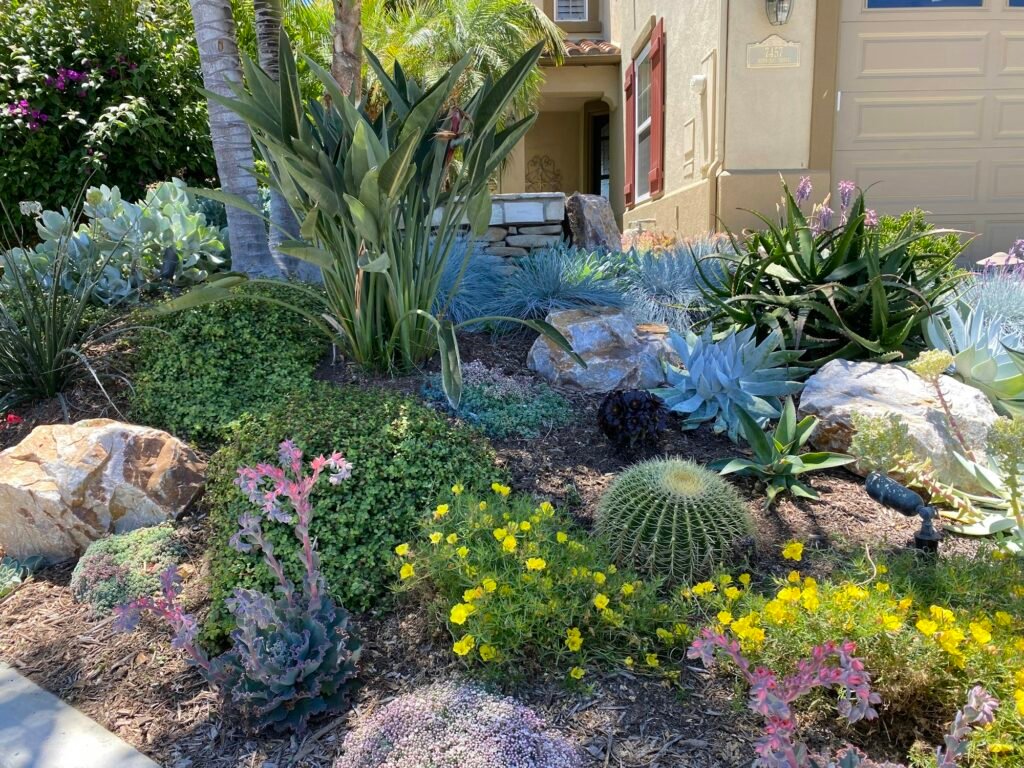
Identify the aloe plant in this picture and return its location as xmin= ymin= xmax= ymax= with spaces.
xmin=166 ymin=33 xmax=579 ymax=407
xmin=712 ymin=397 xmax=854 ymax=505
xmin=923 ymin=303 xmax=1024 ymax=418
xmin=652 ymin=325 xmax=809 ymax=442
xmin=698 ymin=179 xmax=962 ymax=368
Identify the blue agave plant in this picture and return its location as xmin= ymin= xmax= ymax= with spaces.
xmin=652 ymin=326 xmax=809 ymax=442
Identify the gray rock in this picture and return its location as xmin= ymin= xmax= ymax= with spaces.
xmin=518 ymin=224 xmax=563 ymax=235
xmin=528 ymin=309 xmax=677 ymax=392
xmin=798 ymin=360 xmax=1000 ymax=493
xmin=567 ymin=193 xmax=621 ymax=252
xmin=481 ymin=226 xmax=508 ymax=242
xmin=485 ymin=246 xmax=530 ymax=258
xmin=506 ymin=234 xmax=562 ymax=248
xmin=0 ymin=419 xmax=205 ymax=563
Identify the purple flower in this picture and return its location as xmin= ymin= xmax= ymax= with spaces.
xmin=812 ymin=203 xmax=834 ymax=234
xmin=865 ymin=209 xmax=879 ymax=228
xmin=1010 ymin=239 xmax=1024 ymax=260
xmin=838 ymin=179 xmax=856 ymax=211
xmin=795 ymin=176 xmax=812 ymax=206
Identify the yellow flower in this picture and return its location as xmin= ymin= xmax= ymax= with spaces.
xmin=621 ymin=583 xmax=635 ymax=597
xmin=394 ymin=543 xmax=410 ymax=556
xmin=881 ymin=614 xmax=902 ymax=632
xmin=593 ymin=572 xmax=606 ymax=585
xmin=556 ymin=531 xmax=569 ymax=544
xmin=877 ymin=564 xmax=888 ymax=574
xmin=724 ymin=586 xmax=741 ymax=601
xmin=453 ymin=634 xmax=475 ymax=656
xmin=450 ymin=603 xmax=476 ymax=625
xmin=692 ymin=581 xmax=716 ymax=597
xmin=482 ymin=577 xmax=497 ymax=592
xmin=479 ymin=644 xmax=496 ymax=662
xmin=565 ymin=627 xmax=583 ymax=652
xmin=645 ymin=653 xmax=660 ymax=668
xmin=429 ymin=532 xmax=443 ymax=545
xmin=478 ymin=501 xmax=488 ymax=511
xmin=502 ymin=535 xmax=517 ymax=553
xmin=995 ymin=611 xmax=1013 ymax=627
xmin=492 ymin=527 xmax=508 ymax=541
xmin=782 ymin=541 xmax=804 ymax=561
xmin=800 ymin=590 xmax=820 ymax=612
xmin=969 ymin=622 xmax=992 ymax=645
xmin=434 ymin=503 xmax=450 ymax=520
xmin=875 ymin=582 xmax=890 ymax=593
xmin=451 ymin=483 xmax=464 ymax=495
xmin=624 ymin=656 xmax=635 ymax=667
xmin=456 ymin=546 xmax=469 ymax=558
xmin=525 ymin=557 xmax=546 ymax=572
xmin=539 ymin=501 xmax=554 ymax=514
xmin=1015 ymin=689 xmax=1024 ymax=717
xmin=719 ymin=574 xmax=734 ymax=586
xmin=491 ymin=482 xmax=511 ymax=497
xmin=717 ymin=610 xmax=734 ymax=626
xmin=593 ymin=593 xmax=610 ymax=610
xmin=929 ymin=605 xmax=955 ymax=625
xmin=987 ymin=743 xmax=1014 ymax=755
xmin=446 ymin=533 xmax=459 ymax=545
xmin=399 ymin=563 xmax=415 ymax=580
xmin=787 ymin=570 xmax=801 ymax=583
xmin=463 ymin=587 xmax=484 ymax=602
xmin=916 ymin=618 xmax=939 ymax=636
xmin=569 ymin=666 xmax=585 ymax=680
xmin=607 ymin=564 xmax=617 ymax=574
xmin=777 ymin=586 xmax=802 ymax=603
xmin=738 ymin=573 xmax=751 ymax=586
xmin=898 ymin=597 xmax=913 ymax=612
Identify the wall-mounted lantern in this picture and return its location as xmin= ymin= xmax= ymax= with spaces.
xmin=765 ymin=0 xmax=794 ymax=25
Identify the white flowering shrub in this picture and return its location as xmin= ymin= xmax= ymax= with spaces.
xmin=336 ymin=682 xmax=580 ymax=768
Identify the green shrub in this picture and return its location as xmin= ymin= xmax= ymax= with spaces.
xmin=395 ymin=485 xmax=689 ymax=681
xmin=422 ymin=361 xmax=574 ymax=439
xmin=204 ymin=381 xmax=498 ymax=645
xmin=0 ymin=0 xmax=214 ymax=240
xmin=70 ymin=524 xmax=183 ymax=616
xmin=128 ymin=283 xmax=326 ymax=443
xmin=596 ymin=458 xmax=753 ymax=583
xmin=877 ymin=208 xmax=968 ymax=276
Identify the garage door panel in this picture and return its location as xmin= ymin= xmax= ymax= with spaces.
xmin=836 ymin=1 xmax=1024 ymax=261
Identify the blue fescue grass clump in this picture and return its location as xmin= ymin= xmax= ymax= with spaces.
xmin=963 ymin=265 xmax=1024 ymax=344
xmin=619 ymin=234 xmax=730 ymax=332
xmin=483 ymin=244 xmax=625 ymax=321
xmin=423 ymin=361 xmax=574 ymax=439
xmin=433 ymin=236 xmax=512 ymax=325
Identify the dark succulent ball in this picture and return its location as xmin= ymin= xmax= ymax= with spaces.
xmin=597 ymin=390 xmax=668 ymax=452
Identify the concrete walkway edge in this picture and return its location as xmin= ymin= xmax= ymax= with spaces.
xmin=0 ymin=661 xmax=160 ymax=768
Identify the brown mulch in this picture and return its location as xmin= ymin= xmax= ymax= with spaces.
xmin=0 ymin=330 xmax=980 ymax=767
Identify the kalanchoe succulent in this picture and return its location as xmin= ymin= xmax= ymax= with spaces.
xmin=117 ymin=441 xmax=360 ymax=734
xmin=597 ymin=389 xmax=668 ymax=453
xmin=335 ymin=681 xmax=581 ymax=768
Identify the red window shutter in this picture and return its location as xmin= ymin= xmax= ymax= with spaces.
xmin=648 ymin=18 xmax=666 ymax=197
xmin=624 ymin=61 xmax=636 ymax=208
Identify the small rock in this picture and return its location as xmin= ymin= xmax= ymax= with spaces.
xmin=0 ymin=419 xmax=205 ymax=563
xmin=798 ymin=360 xmax=999 ymax=494
xmin=566 ymin=192 xmax=621 ymax=252
xmin=528 ymin=308 xmax=678 ymax=392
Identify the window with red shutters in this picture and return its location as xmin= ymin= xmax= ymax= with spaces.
xmin=624 ymin=61 xmax=636 ymax=207
xmin=626 ymin=18 xmax=665 ymax=208
xmin=648 ymin=18 xmax=665 ymax=197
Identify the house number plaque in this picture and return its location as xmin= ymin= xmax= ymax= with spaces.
xmin=747 ymin=34 xmax=801 ymax=69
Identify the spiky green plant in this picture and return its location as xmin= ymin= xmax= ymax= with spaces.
xmin=596 ymin=458 xmax=753 ymax=583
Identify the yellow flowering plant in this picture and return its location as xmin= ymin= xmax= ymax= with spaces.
xmin=393 ymin=484 xmax=701 ymax=680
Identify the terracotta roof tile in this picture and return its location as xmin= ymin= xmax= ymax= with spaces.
xmin=562 ymin=39 xmax=620 ymax=58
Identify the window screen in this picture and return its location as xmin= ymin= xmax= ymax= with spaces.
xmin=555 ymin=0 xmax=587 ymax=21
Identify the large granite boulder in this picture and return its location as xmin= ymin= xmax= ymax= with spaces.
xmin=528 ymin=308 xmax=677 ymax=392
xmin=0 ymin=419 xmax=205 ymax=563
xmin=566 ymin=193 xmax=621 ymax=252
xmin=798 ymin=360 xmax=999 ymax=492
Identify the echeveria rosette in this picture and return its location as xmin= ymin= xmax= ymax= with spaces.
xmin=652 ymin=325 xmax=808 ymax=443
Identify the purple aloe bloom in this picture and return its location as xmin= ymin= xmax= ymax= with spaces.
xmin=1010 ymin=239 xmax=1024 ymax=260
xmin=865 ymin=209 xmax=879 ymax=228
xmin=795 ymin=176 xmax=812 ymax=206
xmin=838 ymin=179 xmax=856 ymax=211
xmin=812 ymin=203 xmax=834 ymax=234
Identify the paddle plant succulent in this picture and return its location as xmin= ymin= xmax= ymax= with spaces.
xmin=652 ymin=325 xmax=808 ymax=443
xmin=712 ymin=397 xmax=854 ymax=505
xmin=167 ymin=34 xmax=580 ymax=408
xmin=116 ymin=440 xmax=361 ymax=734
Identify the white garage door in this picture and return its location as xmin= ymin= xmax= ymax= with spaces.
xmin=834 ymin=0 xmax=1024 ymax=262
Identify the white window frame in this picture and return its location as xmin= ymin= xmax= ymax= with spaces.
xmin=634 ymin=41 xmax=653 ymax=204
xmin=555 ymin=0 xmax=588 ymax=22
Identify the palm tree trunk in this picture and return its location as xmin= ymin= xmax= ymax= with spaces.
xmin=189 ymin=0 xmax=279 ymax=278
xmin=253 ymin=0 xmax=321 ymax=282
xmin=331 ymin=0 xmax=362 ymax=98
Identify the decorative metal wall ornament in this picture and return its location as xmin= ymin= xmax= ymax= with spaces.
xmin=525 ymin=155 xmax=563 ymax=193
xmin=765 ymin=0 xmax=794 ymax=25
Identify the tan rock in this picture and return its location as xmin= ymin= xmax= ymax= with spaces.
xmin=0 ymin=419 xmax=205 ymax=563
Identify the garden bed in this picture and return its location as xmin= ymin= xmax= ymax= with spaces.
xmin=0 ymin=332 xmax=985 ymax=768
